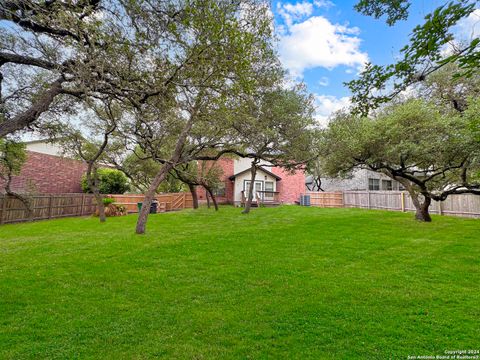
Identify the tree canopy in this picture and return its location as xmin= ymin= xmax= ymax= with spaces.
xmin=321 ymin=99 xmax=480 ymax=221
xmin=349 ymin=0 xmax=480 ymax=115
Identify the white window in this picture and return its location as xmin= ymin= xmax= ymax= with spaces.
xmin=244 ymin=181 xmax=263 ymax=199
xmin=264 ymin=181 xmax=274 ymax=200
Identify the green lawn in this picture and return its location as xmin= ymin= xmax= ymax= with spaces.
xmin=0 ymin=206 xmax=479 ymax=359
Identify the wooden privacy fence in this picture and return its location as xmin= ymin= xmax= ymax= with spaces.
xmin=110 ymin=193 xmax=193 ymax=214
xmin=307 ymin=191 xmax=480 ymax=218
xmin=0 ymin=193 xmax=97 ymax=225
xmin=308 ymin=191 xmax=344 ymax=208
xmin=0 ymin=192 xmax=193 ymax=225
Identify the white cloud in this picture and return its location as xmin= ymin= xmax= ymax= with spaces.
xmin=277 ymin=1 xmax=314 ymax=28
xmin=314 ymin=94 xmax=350 ymax=126
xmin=314 ymin=0 xmax=334 ymax=8
xmin=283 ymin=2 xmax=313 ymax=17
xmin=277 ymin=0 xmax=334 ymax=28
xmin=455 ymin=8 xmax=480 ymax=40
xmin=318 ymin=76 xmax=329 ymax=86
xmin=278 ymin=15 xmax=369 ymax=78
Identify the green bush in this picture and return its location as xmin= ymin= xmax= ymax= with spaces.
xmin=81 ymin=168 xmax=130 ymax=194
xmin=102 ymin=197 xmax=115 ymax=206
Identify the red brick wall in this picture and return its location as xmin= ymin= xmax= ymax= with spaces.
xmin=196 ymin=158 xmax=235 ymax=204
xmin=0 ymin=151 xmax=87 ymax=194
xmin=271 ymin=167 xmax=305 ymax=204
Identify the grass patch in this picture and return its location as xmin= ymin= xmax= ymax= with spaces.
xmin=0 ymin=206 xmax=479 ymax=359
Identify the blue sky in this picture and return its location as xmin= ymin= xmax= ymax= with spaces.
xmin=272 ymin=0 xmax=480 ymax=123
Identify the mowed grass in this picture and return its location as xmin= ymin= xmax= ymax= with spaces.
xmin=0 ymin=206 xmax=479 ymax=359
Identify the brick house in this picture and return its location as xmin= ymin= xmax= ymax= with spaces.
xmin=0 ymin=140 xmax=87 ymax=194
xmin=197 ymin=157 xmax=306 ymax=206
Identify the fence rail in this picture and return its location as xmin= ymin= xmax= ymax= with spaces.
xmin=0 ymin=192 xmax=193 ymax=225
xmin=110 ymin=193 xmax=193 ymax=213
xmin=308 ymin=191 xmax=344 ymax=208
xmin=307 ymin=191 xmax=480 ymax=218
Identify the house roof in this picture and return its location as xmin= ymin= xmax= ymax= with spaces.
xmin=228 ymin=166 xmax=282 ymax=181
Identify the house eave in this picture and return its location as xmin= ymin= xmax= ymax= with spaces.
xmin=228 ymin=166 xmax=282 ymax=181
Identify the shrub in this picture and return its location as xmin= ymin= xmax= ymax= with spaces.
xmin=81 ymin=168 xmax=130 ymax=194
xmin=102 ymin=197 xmax=115 ymax=206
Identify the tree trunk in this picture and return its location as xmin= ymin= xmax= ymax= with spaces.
xmin=0 ymin=78 xmax=64 ymax=138
xmin=86 ymin=165 xmax=106 ymax=223
xmin=136 ymin=116 xmax=195 ymax=234
xmin=3 ymin=173 xmax=34 ymax=220
xmin=206 ymin=189 xmax=211 ymax=208
xmin=135 ymin=163 xmax=174 ymax=234
xmin=188 ymin=183 xmax=199 ymax=209
xmin=206 ymin=186 xmax=218 ymax=211
xmin=242 ymin=161 xmax=258 ymax=214
xmin=94 ymin=192 xmax=106 ymax=222
xmin=314 ymin=177 xmax=324 ymax=192
xmin=410 ymin=192 xmax=432 ymax=222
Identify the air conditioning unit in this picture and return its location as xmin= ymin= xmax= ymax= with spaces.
xmin=299 ymin=194 xmax=311 ymax=206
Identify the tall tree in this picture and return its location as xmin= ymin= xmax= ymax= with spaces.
xmin=58 ymin=100 xmax=119 ymax=222
xmin=233 ymin=85 xmax=317 ymax=214
xmin=320 ymin=99 xmax=480 ymax=222
xmin=173 ymin=161 xmax=224 ymax=211
xmin=349 ymin=0 xmax=480 ymax=115
xmin=0 ymin=0 xmax=124 ymax=137
xmin=119 ymin=0 xmax=277 ymax=234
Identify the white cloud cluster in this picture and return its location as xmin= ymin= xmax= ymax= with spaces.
xmin=283 ymin=2 xmax=313 ymax=16
xmin=275 ymin=1 xmax=366 ymax=126
xmin=277 ymin=1 xmax=369 ymax=78
xmin=314 ymin=94 xmax=350 ymax=126
xmin=277 ymin=1 xmax=314 ymax=28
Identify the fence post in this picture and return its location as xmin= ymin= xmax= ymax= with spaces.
xmin=0 ymin=195 xmax=7 ymax=225
xmin=47 ymin=195 xmax=53 ymax=219
xmin=340 ymin=191 xmax=345 ymax=208
xmin=401 ymin=192 xmax=405 ymax=212
xmin=439 ymin=201 xmax=444 ymax=216
xmin=80 ymin=193 xmax=86 ymax=216
xmin=367 ymin=191 xmax=371 ymax=209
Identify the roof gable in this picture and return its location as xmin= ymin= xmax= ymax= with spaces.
xmin=228 ymin=166 xmax=282 ymax=181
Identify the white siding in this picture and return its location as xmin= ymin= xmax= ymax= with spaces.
xmin=233 ymin=158 xmax=272 ymax=174
xmin=319 ymin=169 xmax=402 ymax=191
xmin=233 ymin=168 xmax=277 ymax=205
xmin=25 ymin=141 xmax=64 ymax=157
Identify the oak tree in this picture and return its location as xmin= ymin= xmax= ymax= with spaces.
xmin=321 ymin=99 xmax=480 ymax=221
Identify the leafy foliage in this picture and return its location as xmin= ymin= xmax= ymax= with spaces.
xmin=321 ymin=99 xmax=480 ymax=220
xmin=102 ymin=197 xmax=115 ymax=206
xmin=349 ymin=0 xmax=480 ymax=114
xmin=0 ymin=139 xmax=26 ymax=182
xmin=82 ymin=168 xmax=130 ymax=194
xmin=234 ymin=84 xmax=318 ymax=168
xmin=323 ymin=99 xmax=479 ymax=186
xmin=158 ymin=174 xmax=188 ymax=193
xmin=354 ymin=0 xmax=411 ymax=26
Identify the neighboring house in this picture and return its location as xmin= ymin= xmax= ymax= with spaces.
xmin=197 ymin=157 xmax=306 ymax=206
xmin=0 ymin=140 xmax=87 ymax=194
xmin=306 ymin=168 xmax=405 ymax=192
